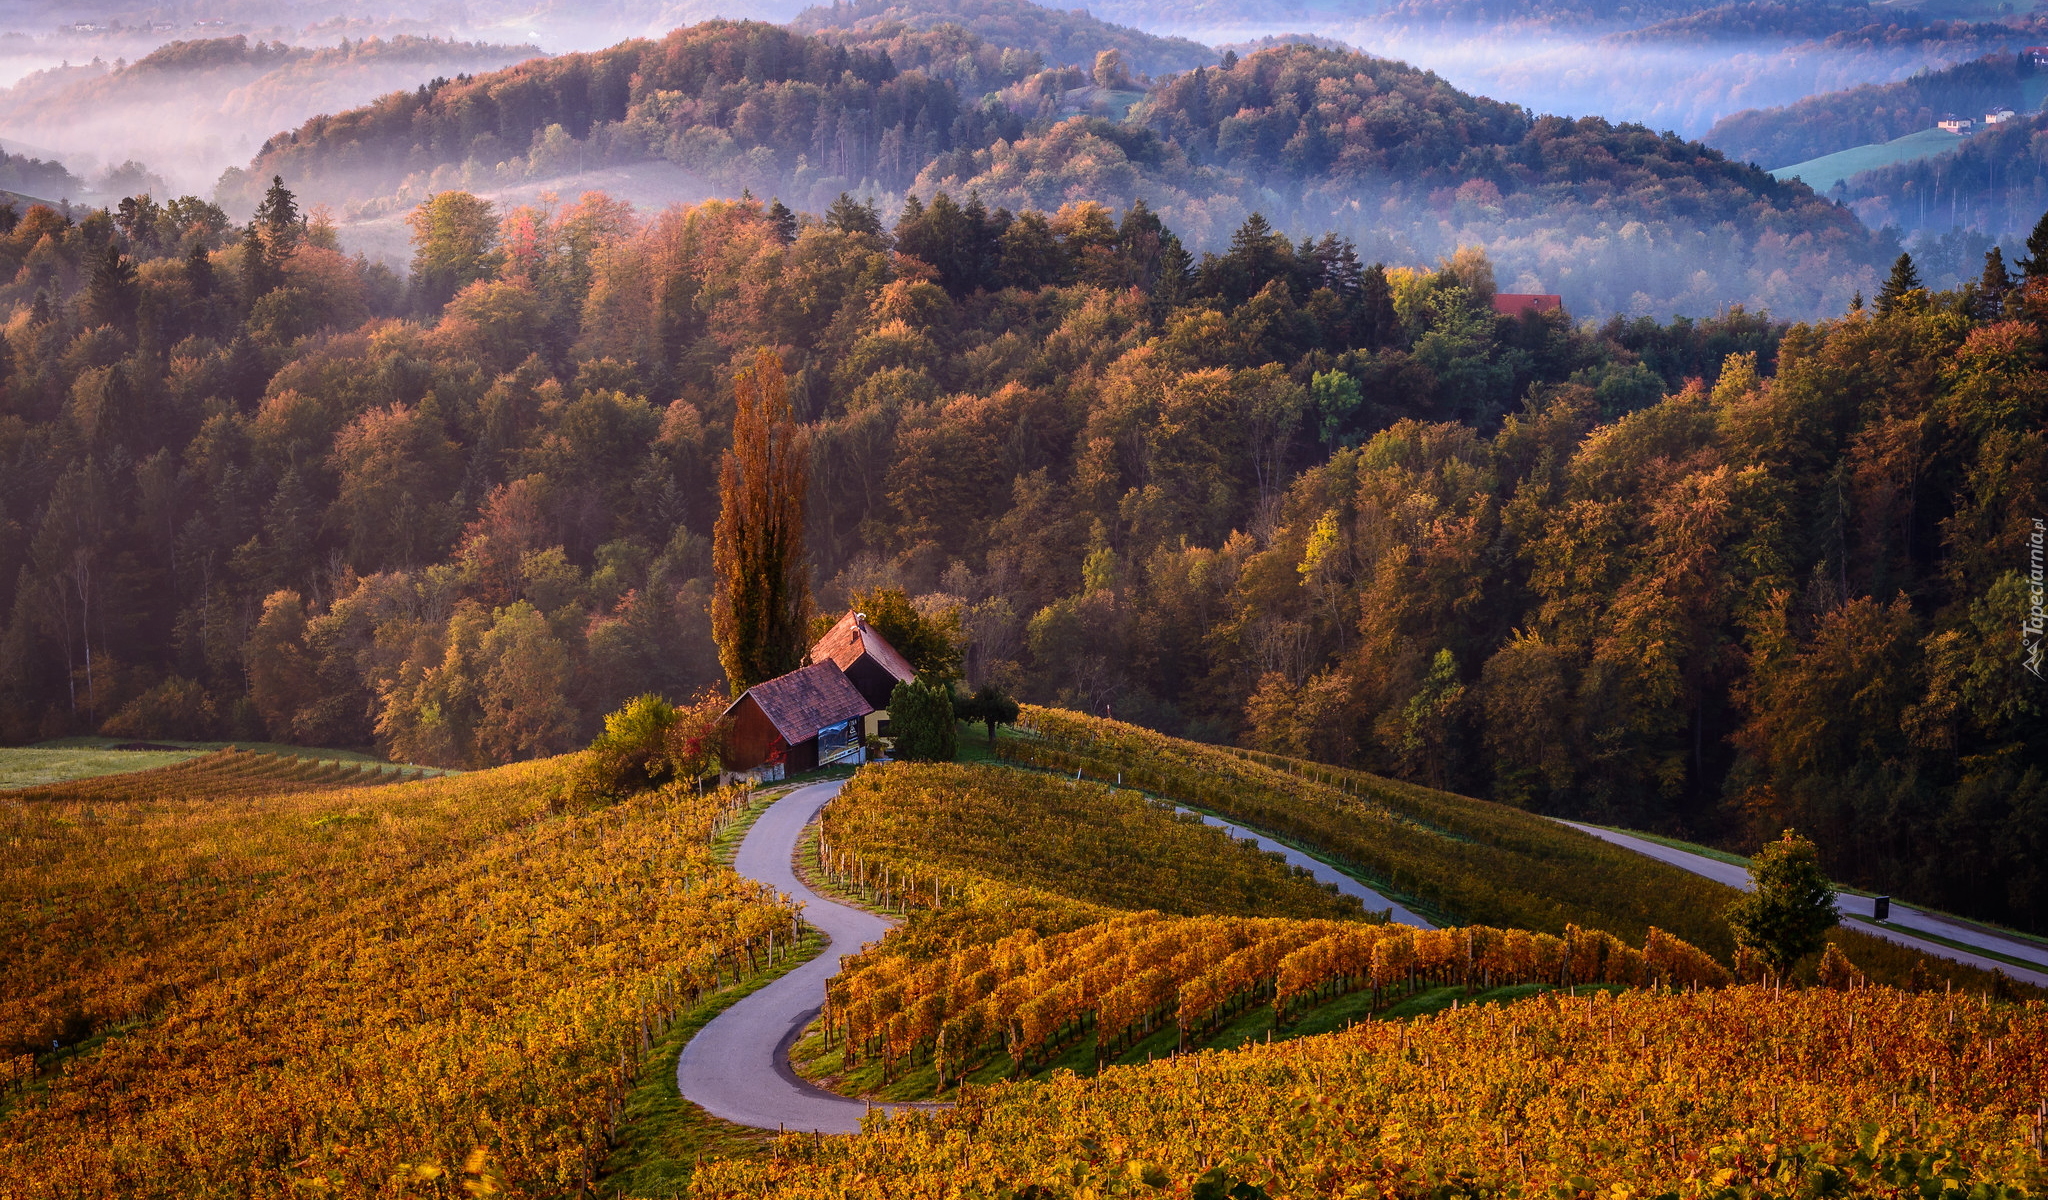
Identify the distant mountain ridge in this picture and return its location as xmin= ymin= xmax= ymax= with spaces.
xmin=0 ymin=33 xmax=539 ymax=193
xmin=224 ymin=14 xmax=1888 ymax=319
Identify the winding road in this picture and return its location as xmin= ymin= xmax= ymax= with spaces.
xmin=1175 ymin=806 xmax=1435 ymax=928
xmin=1562 ymin=821 xmax=2048 ymax=987
xmin=683 ymin=772 xmax=2048 ymax=1134
xmin=677 ymin=773 xmax=1432 ymax=1133
xmin=676 ymin=778 xmax=902 ymax=1134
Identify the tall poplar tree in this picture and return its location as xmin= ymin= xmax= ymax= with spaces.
xmin=712 ymin=349 xmax=812 ymax=694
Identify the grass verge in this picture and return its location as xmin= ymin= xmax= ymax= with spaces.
xmin=0 ymin=746 xmax=204 ymax=789
xmin=598 ymin=930 xmax=827 ymax=1198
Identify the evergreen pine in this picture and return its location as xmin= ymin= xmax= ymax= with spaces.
xmin=184 ymin=239 xmax=214 ymax=299
xmin=1359 ymin=262 xmax=1398 ymax=348
xmin=83 ymin=242 xmax=139 ymax=329
xmin=2023 ymin=206 xmax=2048 ymax=277
xmin=1875 ymin=253 xmax=1920 ymax=313
xmin=1977 ymin=247 xmax=2010 ymax=318
xmin=888 ymin=678 xmax=957 ymax=762
xmin=766 ymin=198 xmax=797 ymax=245
xmin=824 ymin=192 xmax=883 ymax=236
xmin=239 ymin=223 xmax=277 ymax=303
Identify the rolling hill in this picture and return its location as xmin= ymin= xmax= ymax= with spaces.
xmin=230 ymin=18 xmax=1886 ymax=318
xmin=1770 ymin=124 xmax=1965 ymax=192
xmin=1705 ymin=50 xmax=2048 ymax=169
xmin=0 ymin=34 xmax=539 ymax=196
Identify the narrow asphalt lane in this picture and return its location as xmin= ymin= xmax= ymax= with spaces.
xmin=676 ymin=778 xmax=909 ymax=1134
xmin=1560 ymin=820 xmax=2048 ymax=987
xmin=1175 ymin=806 xmax=1436 ymax=928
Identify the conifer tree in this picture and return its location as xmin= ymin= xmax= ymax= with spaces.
xmin=825 ymin=192 xmax=883 ymax=236
xmin=2023 ymin=207 xmax=2048 ymax=278
xmin=1977 ymin=247 xmax=2010 ymax=318
xmin=888 ymin=678 xmax=957 ymax=762
xmin=1875 ymin=252 xmax=1920 ymax=314
xmin=766 ymin=198 xmax=797 ymax=245
xmin=82 ymin=243 xmax=139 ymax=329
xmin=712 ymin=348 xmax=812 ymax=694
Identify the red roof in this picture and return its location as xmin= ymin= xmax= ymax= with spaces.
xmin=729 ymin=661 xmax=872 ymax=743
xmin=809 ymin=610 xmax=917 ymax=685
xmin=1493 ymin=293 xmax=1563 ymax=316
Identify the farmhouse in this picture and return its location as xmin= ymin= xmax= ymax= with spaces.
xmin=1938 ymin=116 xmax=1974 ymax=135
xmin=720 ymin=611 xmax=919 ymax=777
xmin=724 ymin=661 xmax=872 ymax=777
xmin=808 ymin=610 xmax=916 ymax=739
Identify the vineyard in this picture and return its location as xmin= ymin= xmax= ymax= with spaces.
xmin=793 ymin=762 xmax=1735 ymax=1102
xmin=815 ymin=763 xmax=1363 ymax=921
xmin=703 ymin=986 xmax=2048 ymax=1199
xmin=6 ymin=746 xmax=435 ymax=804
xmin=822 ymin=911 xmax=1733 ymax=1091
xmin=0 ymin=756 xmax=804 ymax=1197
xmin=999 ymin=709 xmax=2039 ymax=997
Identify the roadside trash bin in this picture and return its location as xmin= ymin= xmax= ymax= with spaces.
xmin=1874 ymin=895 xmax=1891 ymax=921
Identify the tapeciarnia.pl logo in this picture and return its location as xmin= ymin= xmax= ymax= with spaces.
xmin=2028 ymin=518 xmax=2045 ymax=679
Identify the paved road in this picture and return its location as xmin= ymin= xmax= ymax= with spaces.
xmin=1561 ymin=821 xmax=2048 ymax=987
xmin=1176 ymin=806 xmax=1436 ymax=929
xmin=676 ymin=779 xmax=907 ymax=1134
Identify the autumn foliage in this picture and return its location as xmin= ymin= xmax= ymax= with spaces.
xmin=712 ymin=348 xmax=813 ymax=694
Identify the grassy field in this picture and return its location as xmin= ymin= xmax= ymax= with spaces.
xmin=0 ymin=747 xmax=204 ymax=790
xmin=8 ymin=737 xmax=456 ymax=787
xmin=1771 ymin=126 xmax=1962 ymax=192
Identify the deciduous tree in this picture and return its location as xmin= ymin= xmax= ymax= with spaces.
xmin=1725 ymin=829 xmax=1837 ymax=979
xmin=712 ymin=349 xmax=811 ymax=693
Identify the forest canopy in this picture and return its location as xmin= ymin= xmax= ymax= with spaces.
xmin=1 ymin=149 xmax=2041 ymax=930
xmin=224 ymin=22 xmax=1893 ymax=319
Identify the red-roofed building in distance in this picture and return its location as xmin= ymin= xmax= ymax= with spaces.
xmin=1493 ymin=293 xmax=1563 ymax=317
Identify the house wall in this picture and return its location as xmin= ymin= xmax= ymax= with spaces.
xmin=842 ymin=654 xmax=903 ymax=711
xmin=727 ymin=696 xmax=787 ymax=771
xmin=787 ymin=735 xmax=820 ymax=773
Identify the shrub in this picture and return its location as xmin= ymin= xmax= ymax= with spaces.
xmin=100 ymin=676 xmax=218 ymax=740
xmin=888 ymin=679 xmax=957 ymax=762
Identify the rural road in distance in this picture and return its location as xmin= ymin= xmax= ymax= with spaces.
xmin=1562 ymin=821 xmax=2048 ymax=987
xmin=677 ymin=777 xmax=916 ymax=1134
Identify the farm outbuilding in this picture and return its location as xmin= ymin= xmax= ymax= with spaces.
xmin=723 ymin=661 xmax=873 ymax=775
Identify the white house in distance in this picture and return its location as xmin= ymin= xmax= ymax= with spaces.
xmin=1938 ymin=116 xmax=1974 ymax=135
xmin=1985 ymin=109 xmax=2018 ymax=126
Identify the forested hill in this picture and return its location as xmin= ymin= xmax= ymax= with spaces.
xmin=0 ymin=34 xmax=540 ymax=196
xmin=230 ymin=20 xmax=1886 ymax=318
xmin=4 ymin=153 xmax=2043 ymax=922
xmin=1841 ymin=110 xmax=2048 ymax=234
xmin=225 ymin=22 xmax=948 ymax=210
xmin=1705 ymin=51 xmax=2047 ymax=169
xmin=789 ymin=0 xmax=1216 ymax=77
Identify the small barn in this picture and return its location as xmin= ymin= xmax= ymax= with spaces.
xmin=809 ymin=611 xmax=917 ymax=739
xmin=724 ymin=661 xmax=873 ymax=775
